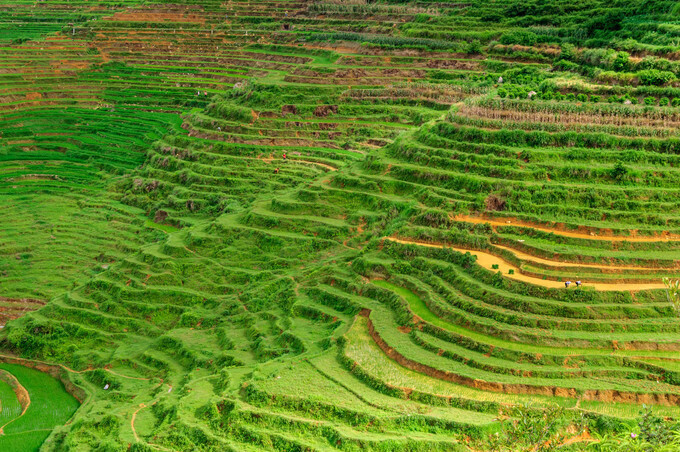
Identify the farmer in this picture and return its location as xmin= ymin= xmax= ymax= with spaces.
xmin=282 ymin=152 xmax=287 ymax=161
xmin=576 ymin=280 xmax=582 ymax=288
xmin=274 ymin=167 xmax=279 ymax=174
xmin=565 ymin=281 xmax=572 ymax=288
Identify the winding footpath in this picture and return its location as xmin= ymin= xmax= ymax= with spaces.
xmin=385 ymin=237 xmax=666 ymax=291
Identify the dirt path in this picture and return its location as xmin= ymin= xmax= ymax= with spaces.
xmin=453 ymin=214 xmax=680 ymax=242
xmin=553 ymin=430 xmax=594 ymax=449
xmin=294 ymin=159 xmax=337 ymax=171
xmin=385 ymin=237 xmax=666 ymax=291
xmin=492 ymin=244 xmax=667 ymax=271
xmin=131 ymin=403 xmax=146 ymax=442
xmin=129 ymin=384 xmax=174 ymax=451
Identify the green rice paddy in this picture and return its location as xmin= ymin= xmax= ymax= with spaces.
xmin=3 ymin=0 xmax=680 ymax=450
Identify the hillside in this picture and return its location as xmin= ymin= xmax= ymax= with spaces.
xmin=2 ymin=0 xmax=680 ymax=450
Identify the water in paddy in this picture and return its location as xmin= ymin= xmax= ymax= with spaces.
xmin=0 ymin=363 xmax=79 ymax=451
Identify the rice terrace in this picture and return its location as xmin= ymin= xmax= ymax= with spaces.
xmin=4 ymin=0 xmax=680 ymax=450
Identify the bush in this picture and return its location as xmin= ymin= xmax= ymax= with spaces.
xmin=637 ymin=69 xmax=677 ymax=86
xmin=500 ymin=30 xmax=537 ymax=46
xmin=207 ymin=102 xmax=252 ymax=122
xmin=660 ymin=97 xmax=670 ymax=106
xmin=612 ymin=51 xmax=630 ymax=71
xmin=637 ymin=406 xmax=679 ymax=446
xmin=610 ymin=161 xmax=628 ymax=181
xmin=644 ymin=96 xmax=657 ymax=106
xmin=465 ymin=39 xmax=482 ymax=55
xmin=560 ymin=43 xmax=575 ymax=60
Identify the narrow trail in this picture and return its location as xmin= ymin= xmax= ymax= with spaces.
xmin=553 ymin=431 xmax=594 ymax=449
xmin=453 ymin=214 xmax=680 ymax=242
xmin=129 ymin=383 xmax=174 ymax=452
xmin=491 ymin=243 xmax=670 ymax=271
xmin=131 ymin=403 xmax=146 ymax=442
xmin=385 ymin=237 xmax=666 ymax=291
xmin=294 ymin=159 xmax=337 ymax=171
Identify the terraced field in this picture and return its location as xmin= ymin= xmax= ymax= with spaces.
xmin=3 ymin=0 xmax=680 ymax=450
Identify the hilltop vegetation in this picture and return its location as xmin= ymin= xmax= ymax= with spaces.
xmin=2 ymin=0 xmax=680 ymax=450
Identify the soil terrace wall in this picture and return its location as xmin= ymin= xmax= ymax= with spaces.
xmin=360 ymin=310 xmax=680 ymax=406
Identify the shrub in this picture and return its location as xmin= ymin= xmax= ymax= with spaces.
xmin=500 ymin=30 xmax=537 ymax=46
xmin=637 ymin=406 xmax=679 ymax=446
xmin=637 ymin=69 xmax=677 ymax=86
xmin=644 ymin=96 xmax=657 ymax=106
xmin=660 ymin=97 xmax=670 ymax=106
xmin=612 ymin=51 xmax=630 ymax=71
xmin=553 ymin=59 xmax=580 ymax=73
xmin=560 ymin=43 xmax=576 ymax=60
xmin=207 ymin=102 xmax=252 ymax=122
xmin=610 ymin=161 xmax=628 ymax=182
xmin=465 ymin=39 xmax=482 ymax=55
xmin=484 ymin=194 xmax=506 ymax=211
